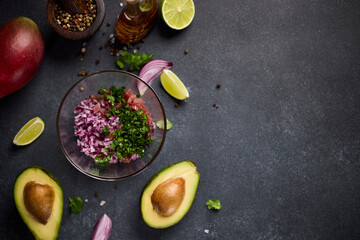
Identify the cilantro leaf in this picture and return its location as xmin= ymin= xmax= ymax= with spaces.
xmin=69 ymin=197 xmax=84 ymax=213
xmin=103 ymin=125 xmax=110 ymax=136
xmin=116 ymin=51 xmax=153 ymax=71
xmin=206 ymin=199 xmax=222 ymax=210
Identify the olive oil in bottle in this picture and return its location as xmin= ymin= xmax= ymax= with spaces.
xmin=115 ymin=0 xmax=158 ymax=43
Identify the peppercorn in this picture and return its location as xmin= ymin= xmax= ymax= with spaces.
xmin=107 ymin=21 xmax=111 ymax=26
xmin=95 ymin=192 xmax=99 ymax=197
xmin=95 ymin=59 xmax=100 ymax=65
xmin=175 ymin=103 xmax=179 ymax=108
xmin=184 ymin=49 xmax=189 ymax=54
xmin=80 ymin=87 xmax=84 ymax=91
xmin=54 ymin=0 xmax=97 ymax=32
xmin=216 ymin=83 xmax=221 ymax=88
xmin=99 ymin=45 xmax=103 ymax=50
xmin=114 ymin=185 xmax=118 ymax=189
xmin=81 ymin=47 xmax=86 ymax=54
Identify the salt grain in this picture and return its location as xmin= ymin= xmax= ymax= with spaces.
xmin=109 ymin=33 xmax=115 ymax=39
xmin=204 ymin=229 xmax=209 ymax=234
xmin=120 ymin=2 xmax=124 ymax=7
xmin=100 ymin=200 xmax=106 ymax=206
xmin=85 ymin=199 xmax=88 ymax=202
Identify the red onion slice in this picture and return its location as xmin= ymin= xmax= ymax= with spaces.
xmin=91 ymin=214 xmax=112 ymax=240
xmin=138 ymin=60 xmax=173 ymax=95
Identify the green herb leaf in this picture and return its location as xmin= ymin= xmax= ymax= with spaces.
xmin=69 ymin=197 xmax=84 ymax=213
xmin=103 ymin=125 xmax=110 ymax=136
xmin=206 ymin=199 xmax=222 ymax=210
xmin=156 ymin=119 xmax=173 ymax=130
xmin=116 ymin=51 xmax=153 ymax=71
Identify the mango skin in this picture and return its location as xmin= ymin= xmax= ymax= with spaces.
xmin=0 ymin=17 xmax=44 ymax=98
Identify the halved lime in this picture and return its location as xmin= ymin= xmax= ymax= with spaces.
xmin=161 ymin=0 xmax=195 ymax=30
xmin=160 ymin=69 xmax=189 ymax=100
xmin=13 ymin=117 xmax=45 ymax=146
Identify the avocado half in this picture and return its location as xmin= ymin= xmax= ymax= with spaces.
xmin=140 ymin=160 xmax=200 ymax=228
xmin=14 ymin=166 xmax=63 ymax=240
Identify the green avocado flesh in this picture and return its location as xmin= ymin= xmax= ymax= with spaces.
xmin=140 ymin=160 xmax=200 ymax=228
xmin=14 ymin=166 xmax=63 ymax=240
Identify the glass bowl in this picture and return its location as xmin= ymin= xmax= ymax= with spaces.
xmin=57 ymin=70 xmax=166 ymax=180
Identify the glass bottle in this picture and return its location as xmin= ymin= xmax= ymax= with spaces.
xmin=115 ymin=0 xmax=158 ymax=43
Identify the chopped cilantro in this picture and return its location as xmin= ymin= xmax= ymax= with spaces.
xmin=69 ymin=197 xmax=84 ymax=213
xmin=206 ymin=199 xmax=222 ymax=210
xmin=116 ymin=51 xmax=153 ymax=71
xmin=103 ymin=125 xmax=110 ymax=136
xmin=95 ymin=86 xmax=154 ymax=163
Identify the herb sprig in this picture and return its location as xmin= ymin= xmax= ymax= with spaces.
xmin=69 ymin=197 xmax=84 ymax=213
xmin=116 ymin=51 xmax=154 ymax=71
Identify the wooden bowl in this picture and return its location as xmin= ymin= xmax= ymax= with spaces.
xmin=46 ymin=0 xmax=105 ymax=40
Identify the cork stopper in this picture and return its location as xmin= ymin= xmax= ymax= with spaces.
xmin=123 ymin=0 xmax=138 ymax=5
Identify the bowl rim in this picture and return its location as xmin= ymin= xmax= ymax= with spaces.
xmin=56 ymin=70 xmax=167 ymax=181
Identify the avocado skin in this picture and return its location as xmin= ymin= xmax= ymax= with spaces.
xmin=140 ymin=160 xmax=200 ymax=229
xmin=14 ymin=166 xmax=63 ymax=240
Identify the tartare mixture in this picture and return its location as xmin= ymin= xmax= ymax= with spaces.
xmin=74 ymin=86 xmax=154 ymax=165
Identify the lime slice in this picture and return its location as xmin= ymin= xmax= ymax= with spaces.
xmin=160 ymin=69 xmax=189 ymax=100
xmin=156 ymin=119 xmax=173 ymax=130
xmin=139 ymin=0 xmax=153 ymax=12
xmin=161 ymin=0 xmax=195 ymax=30
xmin=13 ymin=117 xmax=45 ymax=146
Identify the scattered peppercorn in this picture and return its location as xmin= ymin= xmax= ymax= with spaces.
xmin=213 ymin=104 xmax=217 ymax=107
xmin=78 ymin=71 xmax=87 ymax=76
xmin=141 ymin=38 xmax=146 ymax=43
xmin=216 ymin=83 xmax=221 ymax=88
xmin=95 ymin=192 xmax=99 ymax=197
xmin=175 ymin=103 xmax=179 ymax=108
xmin=137 ymin=45 xmax=141 ymax=50
xmin=81 ymin=47 xmax=86 ymax=54
xmin=107 ymin=21 xmax=111 ymax=26
xmin=99 ymin=45 xmax=103 ymax=50
xmin=184 ymin=49 xmax=189 ymax=54
xmin=80 ymin=58 xmax=84 ymax=61
xmin=114 ymin=185 xmax=118 ymax=189
xmin=95 ymin=59 xmax=100 ymax=65
xmin=80 ymin=87 xmax=84 ymax=91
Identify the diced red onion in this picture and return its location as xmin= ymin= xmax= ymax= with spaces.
xmin=138 ymin=60 xmax=173 ymax=95
xmin=91 ymin=214 xmax=112 ymax=240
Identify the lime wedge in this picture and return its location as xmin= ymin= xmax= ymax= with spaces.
xmin=13 ymin=117 xmax=45 ymax=146
xmin=156 ymin=119 xmax=173 ymax=130
xmin=160 ymin=69 xmax=189 ymax=100
xmin=161 ymin=0 xmax=195 ymax=30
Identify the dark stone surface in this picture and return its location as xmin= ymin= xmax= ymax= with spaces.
xmin=1 ymin=0 xmax=360 ymax=239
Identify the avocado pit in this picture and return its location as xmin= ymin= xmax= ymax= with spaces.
xmin=151 ymin=177 xmax=185 ymax=217
xmin=23 ymin=181 xmax=55 ymax=225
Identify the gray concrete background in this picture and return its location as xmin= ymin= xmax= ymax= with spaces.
xmin=1 ymin=0 xmax=360 ymax=239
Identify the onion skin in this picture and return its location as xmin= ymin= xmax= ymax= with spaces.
xmin=138 ymin=60 xmax=173 ymax=95
xmin=91 ymin=214 xmax=112 ymax=240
